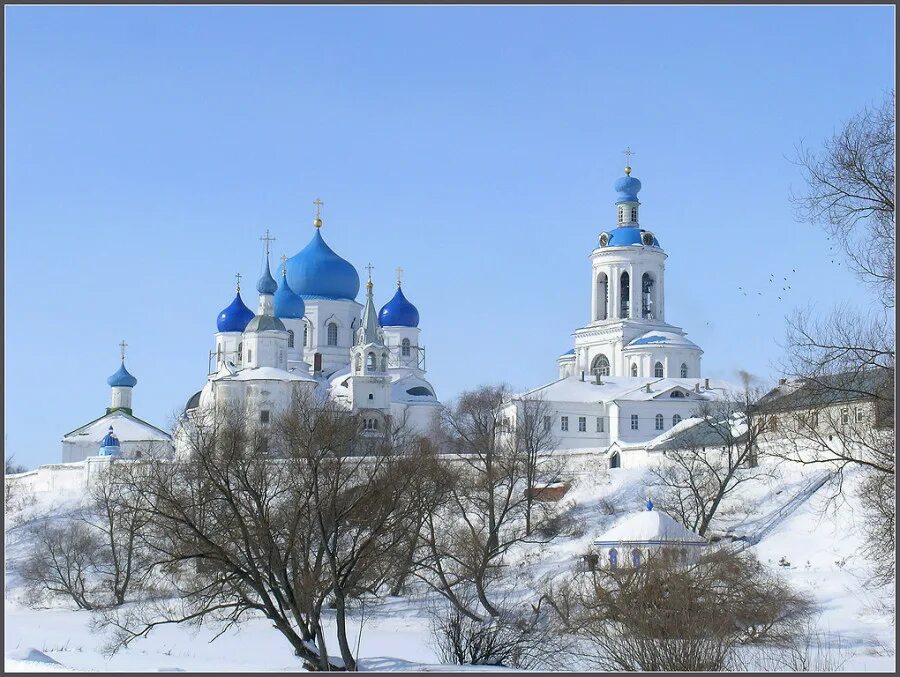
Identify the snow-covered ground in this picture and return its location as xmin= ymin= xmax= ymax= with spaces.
xmin=5 ymin=460 xmax=895 ymax=672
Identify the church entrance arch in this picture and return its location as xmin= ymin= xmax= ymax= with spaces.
xmin=609 ymin=451 xmax=621 ymax=469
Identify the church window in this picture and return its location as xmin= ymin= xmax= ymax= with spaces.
xmin=855 ymin=408 xmax=864 ymax=423
xmin=591 ymin=354 xmax=610 ymax=377
xmin=654 ymin=361 xmax=664 ymax=378
xmin=327 ymin=322 xmax=338 ymax=346
xmin=355 ymin=354 xmax=362 ymax=372
xmin=670 ymin=391 xmax=685 ymax=398
xmin=247 ymin=349 xmax=252 ymax=363
xmin=840 ymin=408 xmax=849 ymax=425
xmin=617 ymin=206 xmax=624 ymax=224
xmin=578 ymin=416 xmax=586 ymax=432
xmin=304 ymin=323 xmax=310 ymax=347
xmin=630 ymin=207 xmax=638 ymax=222
xmin=673 ymin=414 xmax=682 ymax=426
xmin=368 ymin=393 xmax=374 ymax=400
xmin=237 ymin=342 xmax=243 ymax=362
xmin=680 ymin=363 xmax=688 ymax=378
xmin=609 ymin=548 xmax=619 ymax=568
xmin=260 ymin=410 xmax=270 ymax=424
xmin=543 ymin=415 xmax=551 ymax=432
xmin=620 ymin=272 xmax=630 ymax=318
xmin=655 ymin=414 xmax=664 ymax=430
xmin=631 ymin=363 xmax=638 ymax=377
xmin=560 ymin=416 xmax=569 ymax=432
xmin=597 ymin=417 xmax=604 ymax=432
xmin=641 ymin=273 xmax=654 ymax=319
xmin=367 ymin=352 xmax=376 ymax=371
xmin=631 ymin=548 xmax=641 ymax=568
xmin=631 ymin=414 xmax=639 ymax=430
xmin=287 ymin=330 xmax=294 ymax=348
xmin=401 ymin=338 xmax=411 ymax=356
xmin=596 ymin=273 xmax=609 ymax=321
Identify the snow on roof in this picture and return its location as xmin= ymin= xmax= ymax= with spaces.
xmin=515 ymin=376 xmax=737 ymax=404
xmin=646 ymin=414 xmax=750 ymax=452
xmin=624 ymin=330 xmax=701 ymax=350
xmin=63 ymin=410 xmax=171 ymax=442
xmin=214 ymin=366 xmax=318 ymax=383
xmin=594 ymin=508 xmax=707 ymax=545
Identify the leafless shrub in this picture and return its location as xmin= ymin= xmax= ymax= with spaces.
xmin=737 ymin=621 xmax=854 ymax=671
xmin=857 ymin=470 xmax=895 ymax=591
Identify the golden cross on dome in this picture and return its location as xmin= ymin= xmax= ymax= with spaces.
xmin=119 ymin=340 xmax=128 ymax=361
xmin=623 ymin=146 xmax=636 ymax=175
xmin=235 ymin=272 xmax=242 ymax=291
xmin=396 ymin=266 xmax=404 ymax=287
xmin=259 ymin=229 xmax=276 ymax=256
xmin=313 ymin=198 xmax=324 ymax=228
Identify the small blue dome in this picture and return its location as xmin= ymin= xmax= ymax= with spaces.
xmin=379 ymin=286 xmax=420 ymax=327
xmin=285 ymin=230 xmax=360 ymax=301
xmin=646 ymin=498 xmax=654 ymax=511
xmin=217 ymin=292 xmax=255 ymax=333
xmin=274 ymin=274 xmax=306 ymax=319
xmin=99 ymin=426 xmax=122 ymax=456
xmin=604 ymin=227 xmax=661 ymax=248
xmin=614 ymin=173 xmax=642 ymax=204
xmin=107 ymin=362 xmax=137 ymax=388
xmin=257 ymin=258 xmax=278 ymax=295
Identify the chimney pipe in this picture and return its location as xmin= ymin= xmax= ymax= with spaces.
xmin=595 ymin=371 xmax=602 ymax=385
xmin=645 ymin=383 xmax=651 ymax=393
xmin=581 ymin=371 xmax=585 ymax=382
xmin=704 ymin=378 xmax=710 ymax=390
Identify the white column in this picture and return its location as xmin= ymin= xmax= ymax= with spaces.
xmin=628 ymin=264 xmax=636 ymax=319
xmin=658 ymin=267 xmax=665 ymax=322
xmin=590 ymin=267 xmax=598 ymax=321
xmin=609 ymin=266 xmax=619 ymax=319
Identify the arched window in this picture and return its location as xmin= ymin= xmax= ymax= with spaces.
xmin=609 ymin=452 xmax=620 ymax=469
xmin=327 ymin=322 xmax=338 ymax=346
xmin=617 ymin=206 xmax=624 ymax=224
xmin=401 ymin=338 xmax=410 ymax=356
xmin=631 ymin=548 xmax=641 ymax=568
xmin=630 ymin=206 xmax=638 ymax=222
xmin=620 ymin=272 xmax=630 ymax=318
xmin=673 ymin=414 xmax=682 ymax=426
xmin=591 ymin=354 xmax=610 ymax=377
xmin=680 ymin=362 xmax=688 ymax=378
xmin=655 ymin=414 xmax=664 ymax=430
xmin=609 ymin=548 xmax=619 ymax=569
xmin=641 ymin=273 xmax=654 ymax=319
xmin=237 ymin=342 xmax=242 ymax=362
xmin=304 ymin=322 xmax=310 ymax=347
xmin=367 ymin=352 xmax=376 ymax=371
xmin=354 ymin=354 xmax=362 ymax=373
xmin=631 ymin=363 xmax=638 ymax=377
xmin=381 ymin=354 xmax=387 ymax=372
xmin=595 ymin=273 xmax=609 ymax=321
xmin=373 ymin=418 xmax=379 ymax=431
xmin=654 ymin=361 xmax=664 ymax=378
xmin=287 ymin=329 xmax=294 ymax=348
xmin=670 ymin=391 xmax=685 ymax=398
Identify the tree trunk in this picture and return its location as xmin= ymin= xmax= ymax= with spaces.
xmin=333 ymin=589 xmax=357 ymax=671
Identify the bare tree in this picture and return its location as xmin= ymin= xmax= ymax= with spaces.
xmin=650 ymin=383 xmax=768 ymax=536
xmin=415 ymin=385 xmax=561 ymax=621
xmin=510 ymin=395 xmax=562 ymax=537
xmin=540 ymin=549 xmax=813 ymax=672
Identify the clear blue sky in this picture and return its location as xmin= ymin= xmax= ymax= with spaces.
xmin=5 ymin=6 xmax=894 ymax=469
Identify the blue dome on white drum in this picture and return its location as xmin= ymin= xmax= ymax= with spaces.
xmin=379 ymin=285 xmax=420 ymax=327
xmin=285 ymin=228 xmax=360 ymax=301
xmin=274 ymin=272 xmax=306 ymax=319
xmin=602 ymin=227 xmax=660 ymax=248
xmin=217 ymin=291 xmax=255 ymax=333
xmin=107 ymin=362 xmax=138 ymax=388
xmin=98 ymin=426 xmax=122 ymax=457
xmin=614 ymin=169 xmax=642 ymax=204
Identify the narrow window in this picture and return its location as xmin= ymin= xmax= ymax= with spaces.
xmin=561 ymin=416 xmax=569 ymax=432
xmin=631 ymin=414 xmax=639 ymax=430
xmin=260 ymin=410 xmax=270 ymax=424
xmin=631 ymin=548 xmax=641 ymax=568
xmin=543 ymin=415 xmax=551 ymax=432
xmin=609 ymin=548 xmax=618 ymax=569
xmin=596 ymin=417 xmax=604 ymax=433
xmin=654 ymin=361 xmax=664 ymax=378
xmin=287 ymin=329 xmax=295 ymax=348
xmin=655 ymin=414 xmax=664 ymax=430
xmin=354 ymin=354 xmax=362 ymax=372
xmin=237 ymin=342 xmax=243 ymax=362
xmin=673 ymin=414 xmax=682 ymax=426
xmin=304 ymin=323 xmax=309 ymax=347
xmin=617 ymin=206 xmax=624 ymax=224
xmin=841 ymin=408 xmax=849 ymax=425
xmin=620 ymin=271 xmax=630 ymax=318
xmin=631 ymin=363 xmax=638 ymax=377
xmin=367 ymin=352 xmax=376 ymax=370
xmin=248 ymin=349 xmax=252 ymax=363
xmin=327 ymin=322 xmax=338 ymax=346
xmin=630 ymin=207 xmax=637 ymax=222
xmin=368 ymin=393 xmax=374 ymax=400
xmin=769 ymin=415 xmax=778 ymax=431
xmin=641 ymin=273 xmax=654 ymax=319
xmin=680 ymin=363 xmax=688 ymax=378
xmin=578 ymin=416 xmax=586 ymax=432
xmin=855 ymin=408 xmax=864 ymax=423
xmin=401 ymin=338 xmax=411 ymax=356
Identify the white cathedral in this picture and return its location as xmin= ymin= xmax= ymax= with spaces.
xmin=61 ymin=158 xmax=733 ymax=466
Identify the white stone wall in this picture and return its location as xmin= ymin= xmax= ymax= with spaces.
xmin=61 ymin=439 xmax=173 ymax=463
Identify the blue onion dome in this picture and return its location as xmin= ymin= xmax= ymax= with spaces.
xmin=601 ymin=228 xmax=661 ymax=248
xmin=107 ymin=362 xmax=138 ymax=388
xmin=285 ymin=228 xmax=360 ymax=301
xmin=217 ymin=291 xmax=255 ymax=333
xmin=257 ymin=257 xmax=278 ymax=295
xmin=378 ymin=284 xmax=420 ymax=327
xmin=99 ymin=426 xmax=121 ymax=456
xmin=614 ymin=168 xmax=642 ymax=204
xmin=274 ymin=270 xmax=306 ymax=319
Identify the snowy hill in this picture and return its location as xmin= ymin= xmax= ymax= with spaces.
xmin=5 ymin=460 xmax=894 ymax=672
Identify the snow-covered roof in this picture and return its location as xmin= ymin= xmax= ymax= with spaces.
xmin=63 ymin=409 xmax=171 ymax=442
xmin=213 ymin=366 xmax=318 ymax=383
xmin=594 ymin=507 xmax=707 ymax=546
xmin=624 ymin=330 xmax=701 ymax=351
xmin=515 ymin=376 xmax=736 ymax=404
xmin=646 ymin=414 xmax=750 ymax=452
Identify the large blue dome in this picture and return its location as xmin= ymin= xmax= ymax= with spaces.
xmin=107 ymin=362 xmax=137 ymax=388
xmin=614 ymin=173 xmax=642 ymax=204
xmin=274 ymin=274 xmax=306 ymax=319
xmin=217 ymin=292 xmax=255 ymax=333
xmin=285 ymin=230 xmax=360 ymax=301
xmin=604 ymin=227 xmax=661 ymax=248
xmin=379 ymin=286 xmax=420 ymax=327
